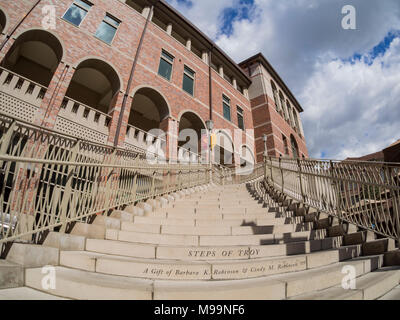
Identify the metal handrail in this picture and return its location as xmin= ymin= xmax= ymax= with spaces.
xmin=263 ymin=156 xmax=400 ymax=243
xmin=0 ymin=113 xmax=210 ymax=245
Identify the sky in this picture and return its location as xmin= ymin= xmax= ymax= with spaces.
xmin=166 ymin=0 xmax=400 ymax=160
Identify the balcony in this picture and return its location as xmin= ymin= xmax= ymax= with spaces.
xmin=124 ymin=124 xmax=166 ymax=154
xmin=55 ymin=96 xmax=112 ymax=145
xmin=0 ymin=67 xmax=46 ymax=122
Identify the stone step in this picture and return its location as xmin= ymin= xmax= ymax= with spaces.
xmin=59 ymin=249 xmax=347 ymax=281
xmin=291 ymin=266 xmax=400 ymax=300
xmin=85 ymin=238 xmax=349 ymax=261
xmin=153 ymin=257 xmax=378 ymax=300
xmin=118 ymin=222 xmax=315 ymax=236
xmin=25 ymin=266 xmax=153 ymax=300
xmin=106 ymin=228 xmax=328 ymax=247
xmin=379 ymin=285 xmax=400 ymax=300
xmin=0 ymin=287 xmax=69 ymax=300
xmin=0 ymin=260 xmax=24 ymax=289
xmin=132 ymin=216 xmax=303 ymax=227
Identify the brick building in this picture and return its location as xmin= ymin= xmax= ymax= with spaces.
xmin=0 ymin=0 xmax=308 ymax=166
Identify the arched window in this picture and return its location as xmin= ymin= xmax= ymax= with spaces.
xmin=270 ymin=81 xmax=280 ymax=112
xmin=282 ymin=134 xmax=289 ymax=155
xmin=1 ymin=29 xmax=63 ymax=87
xmin=278 ymin=91 xmax=286 ymax=117
xmin=290 ymin=135 xmax=299 ymax=159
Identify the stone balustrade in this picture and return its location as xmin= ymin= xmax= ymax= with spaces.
xmin=0 ymin=67 xmax=46 ymax=122
xmin=55 ymin=96 xmax=112 ymax=145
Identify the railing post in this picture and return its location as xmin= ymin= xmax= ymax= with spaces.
xmin=279 ymin=157 xmax=284 ymax=193
xmin=297 ymin=158 xmax=306 ymax=204
xmin=269 ymin=156 xmax=274 ymax=185
xmin=330 ymin=160 xmax=342 ymax=224
xmin=389 ymin=166 xmax=400 ymax=248
xmin=150 ymin=170 xmax=156 ymax=197
xmin=59 ymin=140 xmax=80 ymax=233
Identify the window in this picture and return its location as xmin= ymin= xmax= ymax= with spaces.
xmin=62 ymin=0 xmax=92 ymax=27
xmin=237 ymin=106 xmax=244 ymax=130
xmin=290 ymin=135 xmax=299 ymax=159
xmin=182 ymin=65 xmax=195 ymax=96
xmin=95 ymin=14 xmax=120 ymax=44
xmin=293 ymin=110 xmax=301 ymax=132
xmin=158 ymin=50 xmax=174 ymax=81
xmin=271 ymin=81 xmax=280 ymax=112
xmin=223 ymin=95 xmax=231 ymax=121
xmin=282 ymin=135 xmax=289 ymax=155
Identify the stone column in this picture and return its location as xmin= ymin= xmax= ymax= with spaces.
xmin=166 ymin=23 xmax=173 ymax=35
xmin=218 ymin=65 xmax=224 ymax=78
xmin=186 ymin=38 xmax=192 ymax=51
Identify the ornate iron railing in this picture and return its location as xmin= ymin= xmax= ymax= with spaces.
xmin=0 ymin=113 xmax=210 ymax=245
xmin=212 ymin=163 xmax=264 ymax=185
xmin=264 ymin=156 xmax=400 ymax=242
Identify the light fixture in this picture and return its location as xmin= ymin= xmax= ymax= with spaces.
xmin=206 ymin=120 xmax=214 ymax=131
xmin=263 ymin=134 xmax=268 ymax=143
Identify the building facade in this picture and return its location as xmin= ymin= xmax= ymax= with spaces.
xmin=0 ymin=0 xmax=308 ymax=166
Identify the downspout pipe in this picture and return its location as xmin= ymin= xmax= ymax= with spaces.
xmin=208 ymin=47 xmax=214 ymax=121
xmin=113 ymin=1 xmax=159 ymax=147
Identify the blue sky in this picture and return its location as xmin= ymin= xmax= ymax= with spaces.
xmin=167 ymin=0 xmax=400 ymax=159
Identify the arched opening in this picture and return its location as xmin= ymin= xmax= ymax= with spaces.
xmin=1 ymin=29 xmax=63 ymax=87
xmin=214 ymin=130 xmax=235 ymax=168
xmin=290 ymin=135 xmax=299 ymax=159
xmin=0 ymin=10 xmax=6 ymax=34
xmin=178 ymin=111 xmax=206 ymax=161
xmin=129 ymin=87 xmax=169 ymax=132
xmin=126 ymin=87 xmax=169 ymax=150
xmin=239 ymin=145 xmax=255 ymax=173
xmin=65 ymin=59 xmax=120 ymax=113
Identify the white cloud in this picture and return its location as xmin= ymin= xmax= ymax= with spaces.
xmin=166 ymin=0 xmax=400 ymax=159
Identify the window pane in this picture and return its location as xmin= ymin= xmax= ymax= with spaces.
xmin=223 ymin=95 xmax=230 ymax=104
xmin=238 ymin=114 xmax=244 ymax=130
xmin=95 ymin=21 xmax=117 ymax=44
xmin=158 ymin=58 xmax=172 ymax=80
xmin=63 ymin=3 xmax=88 ymax=26
xmin=223 ymin=103 xmax=231 ymax=121
xmin=183 ymin=73 xmax=194 ymax=95
xmin=75 ymin=0 xmax=92 ymax=10
xmin=184 ymin=66 xmax=195 ymax=78
xmin=104 ymin=15 xmax=120 ymax=28
xmin=161 ymin=51 xmax=174 ymax=63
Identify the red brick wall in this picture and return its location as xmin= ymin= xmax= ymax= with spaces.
xmin=0 ymin=0 xmax=255 ymax=162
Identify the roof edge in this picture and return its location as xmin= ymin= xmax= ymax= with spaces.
xmin=239 ymin=53 xmax=304 ymax=112
xmin=156 ymin=0 xmax=252 ymax=85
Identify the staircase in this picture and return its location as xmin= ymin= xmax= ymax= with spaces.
xmin=0 ymin=182 xmax=400 ymax=300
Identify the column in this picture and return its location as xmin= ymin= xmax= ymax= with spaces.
xmin=186 ymin=38 xmax=192 ymax=51
xmin=218 ymin=65 xmax=224 ymax=78
xmin=166 ymin=23 xmax=172 ymax=35
xmin=34 ymin=62 xmax=75 ymax=128
xmin=108 ymin=92 xmax=130 ymax=147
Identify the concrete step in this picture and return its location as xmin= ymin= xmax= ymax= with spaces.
xmin=106 ymin=228 xmax=328 ymax=247
xmin=379 ymin=285 xmax=400 ymax=300
xmin=85 ymin=237 xmax=347 ymax=261
xmin=0 ymin=287 xmax=69 ymax=300
xmin=59 ymin=249 xmax=347 ymax=281
xmin=131 ymin=216 xmax=303 ymax=227
xmin=153 ymin=257 xmax=378 ymax=300
xmin=0 ymin=260 xmax=24 ymax=289
xmin=291 ymin=266 xmax=400 ymax=300
xmin=25 ymin=266 xmax=153 ymax=300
